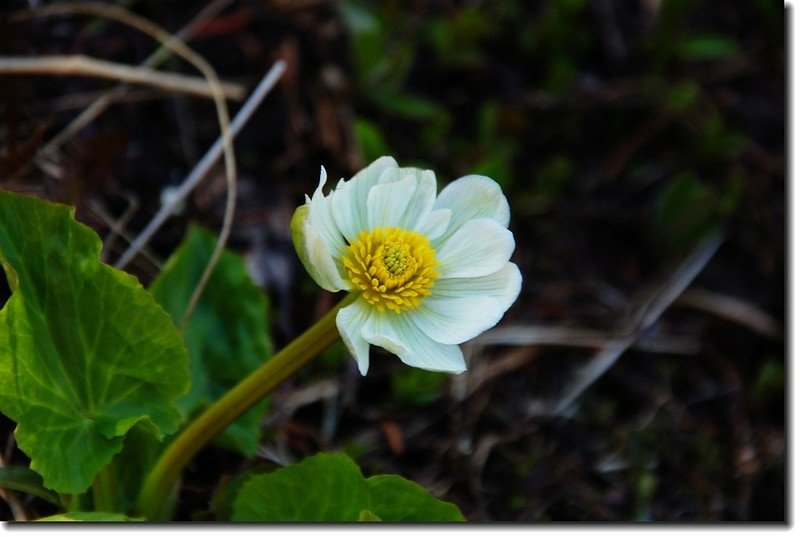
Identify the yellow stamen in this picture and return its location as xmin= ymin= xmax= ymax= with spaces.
xmin=343 ymin=227 xmax=438 ymax=313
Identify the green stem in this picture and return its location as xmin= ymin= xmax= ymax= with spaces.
xmin=136 ymin=293 xmax=356 ymax=520
xmin=63 ymin=493 xmax=85 ymax=513
xmin=92 ymin=462 xmax=116 ymax=513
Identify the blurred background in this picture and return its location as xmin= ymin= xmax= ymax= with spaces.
xmin=0 ymin=0 xmax=786 ymax=522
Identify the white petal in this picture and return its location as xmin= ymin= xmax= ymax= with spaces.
xmin=415 ymin=208 xmax=451 ymax=241
xmin=332 ymin=157 xmax=399 ymax=241
xmin=433 ymin=262 xmax=522 ymax=303
xmin=389 ymin=314 xmax=466 ymax=373
xmin=360 ymin=311 xmax=409 ymax=359
xmin=433 ymin=174 xmax=510 ymax=243
xmin=331 ymin=187 xmax=362 ymax=243
xmin=290 ymin=204 xmax=348 ymax=292
xmin=362 ymin=312 xmax=466 ymax=373
xmin=376 ymin=165 xmax=400 ymax=185
xmin=436 ymin=218 xmax=514 ymax=278
xmin=409 ymin=295 xmax=510 ymax=345
xmin=336 ymin=300 xmax=373 ymax=375
xmin=307 ymin=166 xmax=346 ymax=258
xmin=399 ymin=168 xmax=437 ymax=230
xmin=366 ymin=174 xmax=416 ymax=229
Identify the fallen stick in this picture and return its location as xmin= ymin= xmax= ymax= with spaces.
xmin=114 ymin=60 xmax=287 ymax=270
xmin=0 ymin=55 xmax=245 ymax=101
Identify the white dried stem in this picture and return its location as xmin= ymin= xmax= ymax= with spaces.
xmin=0 ymin=56 xmax=245 ymax=100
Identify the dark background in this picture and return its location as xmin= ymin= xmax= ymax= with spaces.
xmin=0 ymin=0 xmax=786 ymax=522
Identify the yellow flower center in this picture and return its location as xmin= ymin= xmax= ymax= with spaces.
xmin=343 ymin=227 xmax=438 ymax=313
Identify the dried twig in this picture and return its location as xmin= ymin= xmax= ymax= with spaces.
xmin=88 ymin=197 xmax=143 ymax=264
xmin=459 ymin=347 xmax=538 ymax=401
xmin=48 ymin=87 xmax=173 ymax=111
xmin=0 ymin=56 xmax=245 ymax=101
xmin=17 ymin=1 xmax=238 ymax=328
xmin=177 ymin=62 xmax=287 ymax=328
xmin=277 ymin=378 xmax=340 ymax=418
xmin=113 ymin=61 xmax=287 ymax=272
xmin=7 ymin=0 xmax=237 ymax=182
xmin=474 ymin=325 xmax=701 ymax=354
xmin=675 ymin=287 xmax=781 ymax=339
xmin=528 ymin=232 xmax=726 ymax=416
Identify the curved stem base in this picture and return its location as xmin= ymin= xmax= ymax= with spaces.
xmin=136 ymin=293 xmax=356 ymax=520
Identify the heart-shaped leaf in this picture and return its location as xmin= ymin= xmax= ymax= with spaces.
xmin=0 ymin=191 xmax=189 ymax=493
xmin=232 ymin=453 xmax=368 ymax=521
xmin=366 ymin=474 xmax=464 ymax=521
xmin=149 ymin=225 xmax=273 ymax=456
xmin=230 ymin=452 xmax=464 ymax=522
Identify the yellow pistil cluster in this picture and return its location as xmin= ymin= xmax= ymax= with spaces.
xmin=343 ymin=227 xmax=438 ymax=313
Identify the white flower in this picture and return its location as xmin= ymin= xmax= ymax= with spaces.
xmin=291 ymin=156 xmax=521 ymax=375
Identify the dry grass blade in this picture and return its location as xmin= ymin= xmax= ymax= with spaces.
xmin=474 ymin=325 xmax=701 ymax=354
xmin=626 ymin=232 xmax=726 ymax=332
xmin=547 ymin=232 xmax=725 ymax=415
xmin=0 ymin=56 xmax=245 ymax=100
xmin=88 ymin=197 xmax=141 ymax=264
xmin=466 ymin=236 xmax=724 ymax=412
xmin=478 ymin=325 xmax=669 ymax=349
xmin=475 ymin=326 xmax=621 ymax=348
xmin=48 ymin=88 xmax=176 ymax=111
xmin=113 ymin=61 xmax=287 ymax=271
xmin=14 ymin=1 xmax=238 ymax=327
xmin=457 ymin=346 xmax=538 ymax=401
xmin=549 ymin=336 xmax=635 ymax=416
xmin=6 ymin=0 xmax=237 ymax=183
xmin=676 ymin=288 xmax=781 ymax=338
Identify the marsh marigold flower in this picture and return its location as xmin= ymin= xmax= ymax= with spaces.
xmin=291 ymin=157 xmax=521 ymax=374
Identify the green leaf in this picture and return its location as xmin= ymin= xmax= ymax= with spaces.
xmin=753 ymin=361 xmax=784 ymax=404
xmin=107 ymin=423 xmax=165 ymax=513
xmin=36 ymin=512 xmax=144 ymax=522
xmin=0 ymin=466 xmax=61 ymax=506
xmin=391 ymin=368 xmax=447 ymax=406
xmin=679 ymin=35 xmax=738 ymax=61
xmin=233 ymin=453 xmax=368 ymax=522
xmin=339 ymin=3 xmax=414 ymax=93
xmin=211 ymin=465 xmax=273 ymax=521
xmin=149 ymin=225 xmax=273 ymax=457
xmin=371 ymin=92 xmax=447 ymax=122
xmin=367 ymin=474 xmax=465 ymax=521
xmin=358 ymin=509 xmax=382 ymax=521
xmin=665 ymin=80 xmax=700 ymax=112
xmin=0 ymin=191 xmax=189 ymax=494
xmin=354 ymin=118 xmax=391 ymax=165
xmin=651 ymin=172 xmax=722 ymax=254
xmin=231 ymin=452 xmax=464 ymax=522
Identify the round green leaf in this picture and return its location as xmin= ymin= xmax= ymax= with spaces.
xmin=0 ymin=191 xmax=189 ymax=494
xmin=230 ymin=452 xmax=465 ymax=522
xmin=358 ymin=509 xmax=382 ymax=521
xmin=367 ymin=475 xmax=465 ymax=521
xmin=232 ymin=453 xmax=369 ymax=521
xmin=149 ymin=225 xmax=273 ymax=457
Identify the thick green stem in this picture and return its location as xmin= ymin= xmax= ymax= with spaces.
xmin=92 ymin=462 xmax=116 ymax=513
xmin=136 ymin=293 xmax=356 ymax=520
xmin=64 ymin=492 xmax=88 ymax=513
